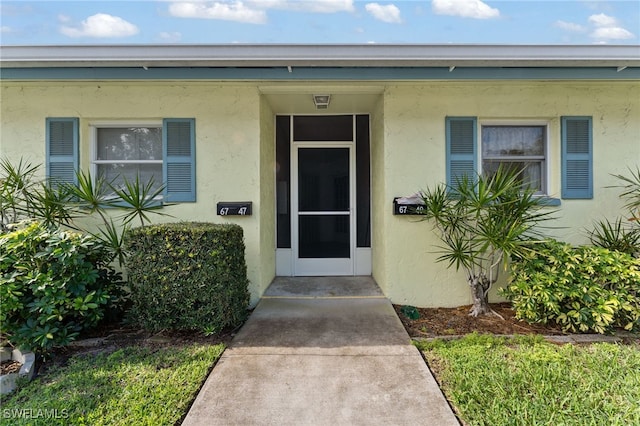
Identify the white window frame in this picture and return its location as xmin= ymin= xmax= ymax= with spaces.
xmin=478 ymin=120 xmax=549 ymax=195
xmin=90 ymin=120 xmax=163 ymax=197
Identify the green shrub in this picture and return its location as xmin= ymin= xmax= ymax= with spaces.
xmin=124 ymin=222 xmax=250 ymax=333
xmin=0 ymin=222 xmax=125 ymax=352
xmin=501 ymin=240 xmax=640 ymax=334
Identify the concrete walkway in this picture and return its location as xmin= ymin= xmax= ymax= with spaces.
xmin=182 ymin=277 xmax=459 ymax=426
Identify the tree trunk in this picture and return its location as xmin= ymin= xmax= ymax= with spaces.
xmin=468 ymin=275 xmax=491 ymax=317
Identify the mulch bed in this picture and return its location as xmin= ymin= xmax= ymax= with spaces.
xmin=394 ymin=303 xmax=566 ymax=338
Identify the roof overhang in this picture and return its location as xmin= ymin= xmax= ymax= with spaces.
xmin=2 ymin=44 xmax=640 ymax=69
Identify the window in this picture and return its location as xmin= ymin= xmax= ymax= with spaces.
xmin=481 ymin=125 xmax=546 ymax=193
xmin=47 ymin=117 xmax=196 ymax=202
xmin=446 ymin=116 xmax=592 ymax=200
xmin=93 ymin=124 xmax=163 ymax=194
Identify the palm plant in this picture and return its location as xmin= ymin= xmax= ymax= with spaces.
xmin=590 ymin=166 xmax=640 ymax=257
xmin=28 ymin=181 xmax=76 ymax=228
xmin=420 ymin=166 xmax=555 ymax=317
xmin=110 ymin=175 xmax=170 ymax=228
xmin=1 ymin=158 xmax=40 ymax=230
xmin=1 ymin=157 xmax=172 ymax=265
xmin=612 ymin=166 xmax=640 ymax=224
xmin=588 ymin=217 xmax=640 ymax=256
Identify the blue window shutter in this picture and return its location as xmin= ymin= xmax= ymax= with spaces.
xmin=46 ymin=118 xmax=78 ymax=187
xmin=561 ymin=116 xmax=593 ymax=199
xmin=163 ymin=118 xmax=196 ymax=202
xmin=446 ymin=117 xmax=477 ymax=187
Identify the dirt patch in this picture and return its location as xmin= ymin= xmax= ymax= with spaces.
xmin=394 ymin=303 xmax=566 ymax=338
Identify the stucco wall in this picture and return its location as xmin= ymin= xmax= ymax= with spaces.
xmin=0 ymin=81 xmax=269 ymax=305
xmin=2 ymin=80 xmax=638 ymax=308
xmin=370 ymin=93 xmax=387 ymax=295
xmin=258 ymin=96 xmax=276 ymax=298
xmin=378 ymin=81 xmax=640 ymax=307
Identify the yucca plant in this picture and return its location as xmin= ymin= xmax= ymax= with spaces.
xmin=419 ymin=166 xmax=555 ymax=317
xmin=612 ymin=166 xmax=640 ymax=224
xmin=109 ymin=175 xmax=170 ymax=228
xmin=0 ymin=158 xmax=40 ymax=230
xmin=1 ymin=157 xmax=173 ymax=265
xmin=589 ymin=217 xmax=640 ymax=256
xmin=62 ymin=170 xmax=115 ymax=220
xmin=589 ymin=166 xmax=640 ymax=258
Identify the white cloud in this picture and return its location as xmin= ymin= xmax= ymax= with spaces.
xmin=591 ymin=26 xmax=634 ymax=40
xmin=588 ymin=13 xmax=635 ymax=41
xmin=583 ymin=1 xmax=613 ymax=12
xmin=167 ymin=0 xmax=354 ymax=22
xmin=554 ymin=12 xmax=635 ymax=42
xmin=588 ymin=13 xmax=617 ymax=27
xmin=365 ymin=3 xmax=402 ymax=24
xmin=58 ymin=14 xmax=72 ymax=24
xmin=1 ymin=26 xmax=12 ymax=34
xmin=248 ymin=0 xmax=355 ymax=13
xmin=295 ymin=0 xmax=354 ymax=13
xmin=0 ymin=4 xmax=33 ymax=16
xmin=60 ymin=13 xmax=139 ymax=38
xmin=554 ymin=20 xmax=585 ymax=33
xmin=432 ymin=0 xmax=499 ymax=19
xmin=158 ymin=31 xmax=183 ymax=42
xmin=168 ymin=2 xmax=267 ymax=24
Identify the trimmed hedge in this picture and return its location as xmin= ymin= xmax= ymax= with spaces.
xmin=501 ymin=240 xmax=640 ymax=334
xmin=124 ymin=222 xmax=250 ymax=333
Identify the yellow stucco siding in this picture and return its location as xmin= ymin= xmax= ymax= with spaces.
xmin=370 ymin=94 xmax=388 ymax=296
xmin=0 ymin=82 xmax=269 ymax=304
xmin=258 ymin=96 xmax=276 ymax=301
xmin=376 ymin=81 xmax=640 ymax=307
xmin=1 ymin=79 xmax=638 ymax=308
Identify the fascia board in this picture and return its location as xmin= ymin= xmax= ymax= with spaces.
xmin=1 ymin=44 xmax=639 ymax=69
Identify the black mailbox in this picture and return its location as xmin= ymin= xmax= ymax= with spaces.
xmin=217 ymin=202 xmax=252 ymax=216
xmin=393 ymin=198 xmax=426 ymax=215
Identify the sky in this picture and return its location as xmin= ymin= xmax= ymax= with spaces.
xmin=1 ymin=0 xmax=639 ymax=45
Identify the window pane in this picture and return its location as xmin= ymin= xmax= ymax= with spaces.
xmin=299 ymin=215 xmax=350 ymax=258
xmin=97 ymin=127 xmax=162 ymax=161
xmin=276 ymin=116 xmax=291 ymax=249
xmin=293 ymin=116 xmax=353 ymax=142
xmin=98 ymin=163 xmax=163 ymax=193
xmin=356 ymin=114 xmax=371 ymax=248
xmin=482 ymin=126 xmax=544 ymax=157
xmin=298 ymin=148 xmax=350 ymax=212
xmin=482 ymin=160 xmax=542 ymax=192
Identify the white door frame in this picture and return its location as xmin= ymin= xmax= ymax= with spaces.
xmin=292 ymin=142 xmax=356 ymax=276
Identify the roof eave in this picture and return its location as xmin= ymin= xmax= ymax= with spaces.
xmin=1 ymin=44 xmax=639 ymax=69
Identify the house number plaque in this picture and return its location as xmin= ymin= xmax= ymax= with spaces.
xmin=217 ymin=202 xmax=252 ymax=216
xmin=393 ymin=198 xmax=425 ymax=215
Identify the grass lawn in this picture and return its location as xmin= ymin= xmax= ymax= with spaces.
xmin=415 ymin=334 xmax=640 ymax=426
xmin=0 ymin=343 xmax=225 ymax=426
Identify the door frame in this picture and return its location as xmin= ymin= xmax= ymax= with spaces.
xmin=274 ymin=113 xmax=372 ymax=277
xmin=292 ymin=142 xmax=356 ymax=276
